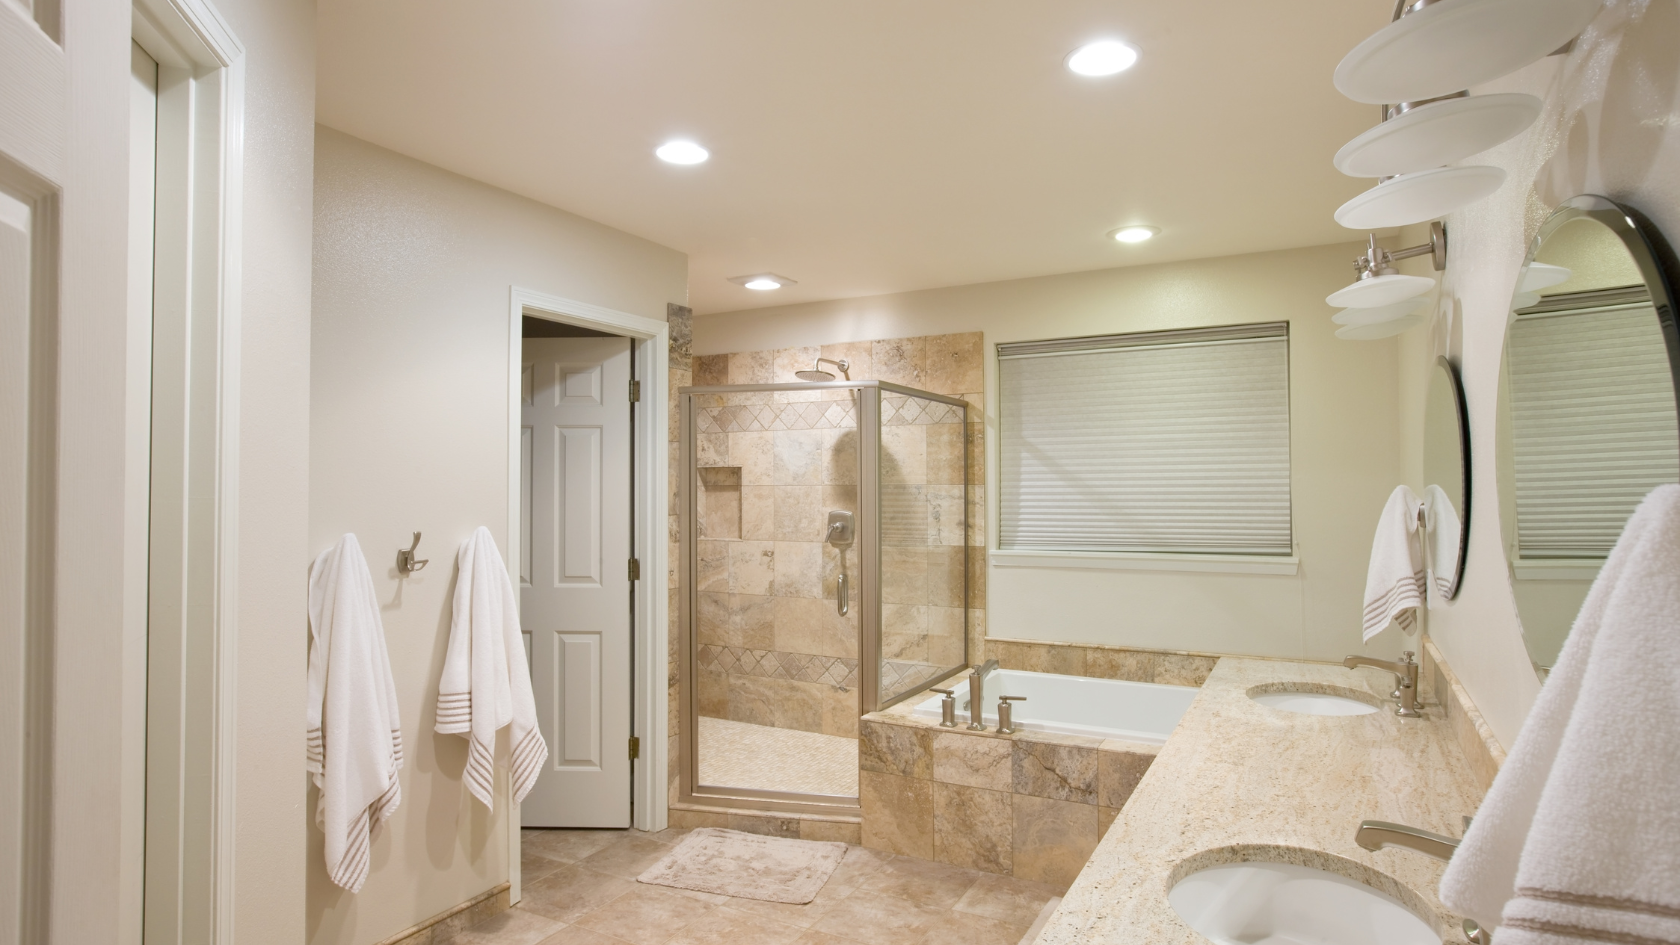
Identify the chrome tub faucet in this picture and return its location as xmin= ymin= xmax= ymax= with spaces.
xmin=1343 ymin=650 xmax=1422 ymax=717
xmin=967 ymin=660 xmax=998 ymax=731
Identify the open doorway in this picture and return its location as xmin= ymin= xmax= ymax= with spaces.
xmin=504 ymin=289 xmax=670 ymax=901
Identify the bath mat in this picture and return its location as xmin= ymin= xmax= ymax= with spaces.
xmin=637 ymin=828 xmax=847 ymax=904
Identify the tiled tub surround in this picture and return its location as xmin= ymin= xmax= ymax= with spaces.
xmin=1035 ymin=657 xmax=1487 ymax=945
xmin=856 ymin=697 xmax=1160 ymax=890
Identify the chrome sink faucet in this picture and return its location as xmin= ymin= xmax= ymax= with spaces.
xmin=967 ymin=660 xmax=998 ymax=731
xmin=1343 ymin=650 xmax=1422 ymax=717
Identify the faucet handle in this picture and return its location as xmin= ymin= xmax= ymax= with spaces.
xmin=930 ymin=688 xmax=954 ymax=696
xmin=999 ymin=695 xmax=1026 ymax=702
xmin=1402 ymin=650 xmax=1416 ymax=664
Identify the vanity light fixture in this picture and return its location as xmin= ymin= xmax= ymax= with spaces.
xmin=1334 ymin=0 xmax=1602 ymax=106
xmin=1066 ymin=40 xmax=1139 ymax=77
xmin=1110 ymin=225 xmax=1159 ymax=243
xmin=728 ymin=273 xmax=797 ymax=291
xmin=1326 ymin=224 xmax=1447 ymax=309
xmin=1334 ymin=165 xmax=1505 ymax=230
xmin=655 ymin=140 xmax=710 ymax=165
xmin=1334 ymin=92 xmax=1542 ymax=179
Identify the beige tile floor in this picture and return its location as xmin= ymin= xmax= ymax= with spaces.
xmin=445 ymin=827 xmax=1061 ymax=945
xmin=697 ymin=716 xmax=859 ymax=797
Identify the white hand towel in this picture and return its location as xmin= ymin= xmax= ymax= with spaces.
xmin=306 ymin=533 xmax=404 ymax=893
xmin=1423 ymin=483 xmax=1462 ymax=600
xmin=1440 ymin=484 xmax=1680 ymax=945
xmin=435 ymin=526 xmax=547 ymax=810
xmin=1363 ymin=485 xmax=1426 ymax=641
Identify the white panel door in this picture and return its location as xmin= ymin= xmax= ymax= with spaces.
xmin=521 ymin=336 xmax=634 ymax=827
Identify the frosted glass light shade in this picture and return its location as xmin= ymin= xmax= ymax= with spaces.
xmin=1511 ymin=291 xmax=1542 ymax=310
xmin=1336 ymin=314 xmax=1425 ymax=340
xmin=1519 ymin=262 xmax=1573 ymax=292
xmin=1333 ymin=298 xmax=1426 ymax=326
xmin=1327 ymin=273 xmax=1436 ymax=308
xmin=1334 ymin=93 xmax=1542 ymax=178
xmin=1335 ymin=165 xmax=1505 ymax=229
xmin=1334 ymin=0 xmax=1604 ymax=105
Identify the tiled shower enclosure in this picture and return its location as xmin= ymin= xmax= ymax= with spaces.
xmin=679 ymin=380 xmax=973 ymax=813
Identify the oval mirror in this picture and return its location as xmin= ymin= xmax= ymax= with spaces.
xmin=1497 ymin=195 xmax=1680 ymax=677
xmin=1423 ymin=356 xmax=1470 ymax=599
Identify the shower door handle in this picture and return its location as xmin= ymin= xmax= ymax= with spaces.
xmin=836 ymin=572 xmax=849 ymax=616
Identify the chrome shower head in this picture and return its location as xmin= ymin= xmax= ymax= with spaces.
xmin=796 ymin=357 xmax=850 ymax=382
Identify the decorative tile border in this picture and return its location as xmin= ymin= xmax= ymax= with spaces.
xmin=882 ymin=396 xmax=965 ymax=426
xmin=699 ymin=644 xmax=860 ymax=687
xmin=696 ymin=400 xmax=856 ymax=433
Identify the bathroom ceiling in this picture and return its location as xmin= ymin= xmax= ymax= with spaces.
xmin=316 ymin=0 xmax=1390 ymax=314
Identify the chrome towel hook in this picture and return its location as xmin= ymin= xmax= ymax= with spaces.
xmin=397 ymin=532 xmax=429 ymax=575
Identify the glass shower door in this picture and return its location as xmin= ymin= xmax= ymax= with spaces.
xmin=877 ymin=389 xmax=970 ymax=705
xmin=685 ymin=385 xmax=862 ymax=803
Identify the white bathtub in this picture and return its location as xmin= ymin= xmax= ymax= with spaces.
xmin=909 ymin=669 xmax=1199 ymax=744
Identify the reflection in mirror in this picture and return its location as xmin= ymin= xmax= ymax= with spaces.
xmin=1423 ymin=357 xmax=1470 ymax=599
xmin=1497 ymin=195 xmax=1680 ymax=677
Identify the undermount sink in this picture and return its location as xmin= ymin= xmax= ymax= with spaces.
xmin=1248 ymin=685 xmax=1380 ymax=716
xmin=1170 ymin=860 xmax=1440 ymax=945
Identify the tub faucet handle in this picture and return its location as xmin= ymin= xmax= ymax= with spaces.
xmin=997 ymin=695 xmax=1026 ymax=735
xmin=931 ymin=688 xmax=958 ymax=728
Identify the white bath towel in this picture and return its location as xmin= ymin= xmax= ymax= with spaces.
xmin=1363 ymin=485 xmax=1426 ymax=641
xmin=1423 ymin=483 xmax=1462 ymax=600
xmin=306 ymin=534 xmax=404 ymax=893
xmin=435 ymin=527 xmax=547 ymax=810
xmin=1439 ymin=484 xmax=1680 ymax=944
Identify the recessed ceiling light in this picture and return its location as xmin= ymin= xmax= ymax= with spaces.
xmin=1109 ymin=225 xmax=1160 ymax=243
xmin=1066 ymin=40 xmax=1139 ymax=77
xmin=728 ymin=273 xmax=797 ymax=290
xmin=656 ymin=140 xmax=710 ymax=165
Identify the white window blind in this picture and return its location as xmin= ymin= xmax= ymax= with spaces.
xmin=1509 ymin=289 xmax=1679 ymax=558
xmin=998 ymin=323 xmax=1292 ymax=555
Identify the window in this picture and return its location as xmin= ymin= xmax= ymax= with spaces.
xmin=997 ymin=322 xmax=1292 ymax=555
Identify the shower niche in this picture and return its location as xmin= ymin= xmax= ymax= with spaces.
xmin=678 ymin=379 xmax=973 ymax=812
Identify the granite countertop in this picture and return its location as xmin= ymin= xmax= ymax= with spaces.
xmin=1036 ymin=657 xmax=1486 ymax=945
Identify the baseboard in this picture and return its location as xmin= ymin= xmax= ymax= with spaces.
xmin=372 ymin=882 xmax=511 ymax=945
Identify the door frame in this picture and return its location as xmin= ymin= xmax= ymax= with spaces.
xmin=506 ymin=286 xmax=669 ymax=900
xmin=130 ymin=0 xmax=244 ymax=941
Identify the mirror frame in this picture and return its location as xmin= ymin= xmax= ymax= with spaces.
xmin=1504 ymin=195 xmax=1680 ymax=675
xmin=1431 ymin=355 xmax=1471 ymax=599
xmin=1526 ymin=196 xmax=1680 ymax=410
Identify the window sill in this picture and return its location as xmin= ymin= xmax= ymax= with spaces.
xmin=1512 ymin=558 xmax=1602 ymax=581
xmin=989 ymin=549 xmax=1299 ymax=576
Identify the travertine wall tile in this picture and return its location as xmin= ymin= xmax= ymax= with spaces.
xmin=861 ymin=770 xmax=934 ymax=858
xmin=693 ymin=354 xmax=728 ymax=386
xmin=1012 ymin=740 xmax=1098 ymax=804
xmin=872 ymin=337 xmax=927 ymax=388
xmin=1011 ymin=795 xmax=1098 ymax=890
xmin=1097 ymin=750 xmax=1153 ymax=810
xmin=859 ymin=718 xmax=934 ymax=778
xmin=934 ymin=782 xmax=1013 ymax=875
xmin=800 ymin=819 xmax=864 ymax=844
xmin=932 ymin=732 xmax=1012 ymax=791
xmin=925 ymin=333 xmax=983 ymax=396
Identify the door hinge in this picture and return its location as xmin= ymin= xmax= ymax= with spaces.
xmin=628 ymin=736 xmax=640 ymax=760
xmin=629 ymin=379 xmax=641 ymax=402
xmin=628 ymin=558 xmax=641 ymax=581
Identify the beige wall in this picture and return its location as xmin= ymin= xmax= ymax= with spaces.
xmin=224 ymin=0 xmax=318 ymax=941
xmin=1392 ymin=0 xmax=1680 ymax=750
xmin=695 ymin=242 xmax=1410 ymax=665
xmin=309 ymin=126 xmax=686 ymax=945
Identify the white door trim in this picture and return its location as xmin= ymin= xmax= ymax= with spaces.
xmin=131 ymin=0 xmax=243 ymax=941
xmin=507 ymin=286 xmax=669 ymax=901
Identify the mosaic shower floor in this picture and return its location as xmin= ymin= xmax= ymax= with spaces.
xmin=697 ymin=716 xmax=859 ymax=798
